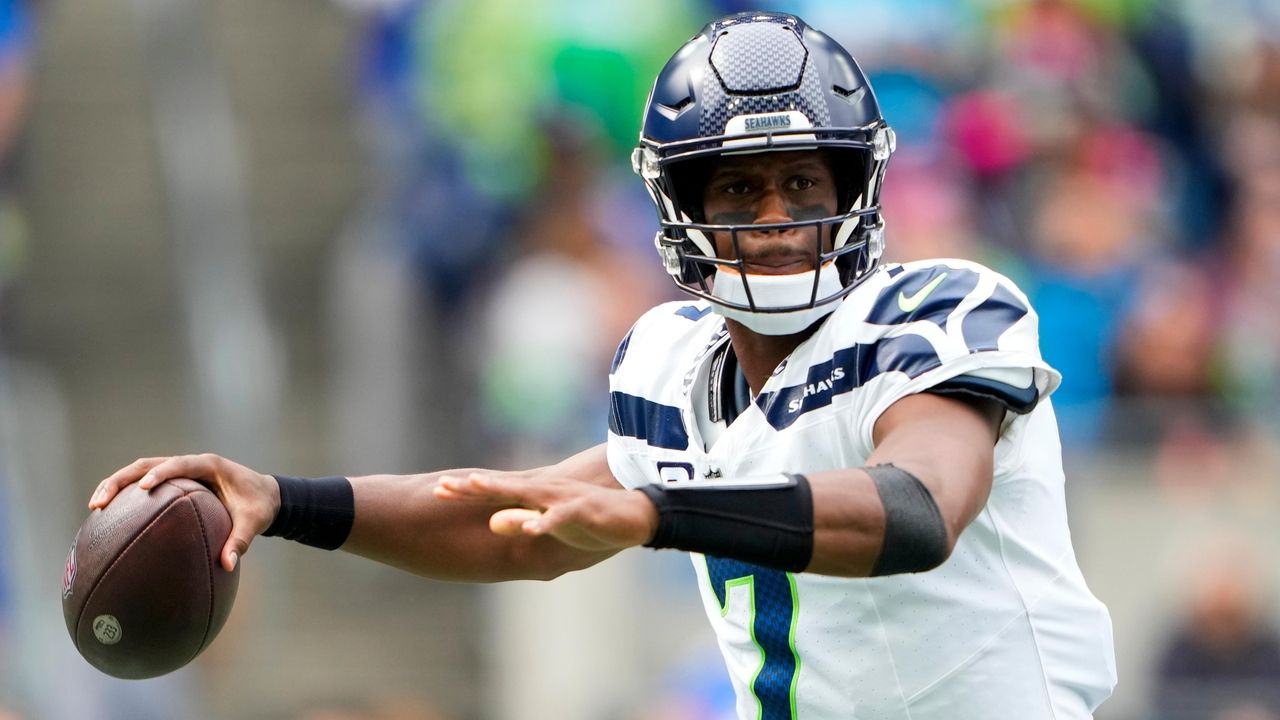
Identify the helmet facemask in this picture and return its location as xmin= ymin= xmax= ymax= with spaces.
xmin=635 ymin=126 xmax=894 ymax=333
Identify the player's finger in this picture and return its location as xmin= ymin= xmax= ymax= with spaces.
xmin=90 ymin=456 xmax=168 ymax=509
xmin=221 ymin=528 xmax=255 ymax=573
xmin=469 ymin=472 xmax=569 ymax=504
xmin=135 ymin=457 xmax=185 ymax=491
xmin=432 ymin=487 xmax=507 ymax=504
xmin=437 ymin=473 xmax=529 ymax=504
xmin=437 ymin=472 xmax=500 ymax=495
xmin=432 ymin=476 xmax=499 ymax=503
xmin=530 ymin=503 xmax=573 ymax=534
xmin=489 ymin=508 xmax=543 ymax=536
xmin=137 ymin=453 xmax=220 ymax=491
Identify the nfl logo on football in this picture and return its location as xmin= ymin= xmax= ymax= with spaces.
xmin=63 ymin=534 xmax=79 ymax=600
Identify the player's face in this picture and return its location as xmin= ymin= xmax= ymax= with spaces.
xmin=700 ymin=149 xmax=838 ymax=275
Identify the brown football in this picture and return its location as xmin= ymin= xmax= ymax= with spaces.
xmin=62 ymin=478 xmax=239 ymax=679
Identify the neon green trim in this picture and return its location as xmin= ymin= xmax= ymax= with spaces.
xmin=744 ymin=576 xmax=765 ymax=720
xmin=787 ymin=572 xmax=801 ymax=719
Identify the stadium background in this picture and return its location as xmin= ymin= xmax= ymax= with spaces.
xmin=1 ymin=0 xmax=1279 ymax=718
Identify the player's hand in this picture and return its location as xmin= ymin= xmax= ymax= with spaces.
xmin=89 ymin=454 xmax=281 ymax=572
xmin=433 ymin=472 xmax=658 ymax=552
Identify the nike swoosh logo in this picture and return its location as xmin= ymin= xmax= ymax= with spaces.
xmin=898 ymin=272 xmax=949 ymax=313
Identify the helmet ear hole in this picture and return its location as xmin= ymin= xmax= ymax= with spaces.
xmin=825 ymin=147 xmax=869 ymax=214
xmin=667 ymin=158 xmax=713 ymax=224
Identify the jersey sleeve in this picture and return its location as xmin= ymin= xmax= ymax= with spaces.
xmin=852 ymin=260 xmax=1060 ymax=450
xmin=605 ymin=302 xmax=710 ymax=490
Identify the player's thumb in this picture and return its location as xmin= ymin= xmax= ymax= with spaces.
xmin=490 ymin=507 xmax=542 ymax=536
xmin=222 ymin=531 xmax=254 ymax=573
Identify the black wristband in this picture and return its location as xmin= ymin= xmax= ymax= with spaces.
xmin=263 ymin=475 xmax=355 ymax=550
xmin=638 ymin=474 xmax=814 ymax=573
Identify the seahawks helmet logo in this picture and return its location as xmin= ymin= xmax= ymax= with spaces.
xmin=744 ymin=114 xmax=792 ymax=131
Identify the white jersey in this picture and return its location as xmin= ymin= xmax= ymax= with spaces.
xmin=606 ymin=259 xmax=1116 ymax=720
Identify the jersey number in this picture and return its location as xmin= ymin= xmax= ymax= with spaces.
xmin=706 ymin=557 xmax=800 ymax=720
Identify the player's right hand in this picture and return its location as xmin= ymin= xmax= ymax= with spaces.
xmin=90 ymin=454 xmax=281 ymax=573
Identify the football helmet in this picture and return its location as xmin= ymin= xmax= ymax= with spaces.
xmin=633 ymin=11 xmax=895 ymax=334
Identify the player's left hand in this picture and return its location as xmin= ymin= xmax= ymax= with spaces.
xmin=433 ymin=472 xmax=658 ymax=552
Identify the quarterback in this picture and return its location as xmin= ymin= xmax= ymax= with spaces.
xmin=91 ymin=11 xmax=1116 ymax=719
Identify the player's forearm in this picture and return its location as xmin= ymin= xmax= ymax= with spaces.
xmin=342 ymin=470 xmax=607 ymax=582
xmin=804 ymin=460 xmax=976 ymax=577
xmin=803 ymin=468 xmax=890 ymax=576
xmin=802 ymin=393 xmax=1000 ymax=576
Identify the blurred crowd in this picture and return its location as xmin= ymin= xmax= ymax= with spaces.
xmin=0 ymin=0 xmax=36 ymax=713
xmin=323 ymin=0 xmax=1280 ymax=468
xmin=2 ymin=0 xmax=1280 ymax=718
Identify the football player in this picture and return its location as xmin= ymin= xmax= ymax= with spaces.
xmin=92 ymin=11 xmax=1116 ymax=719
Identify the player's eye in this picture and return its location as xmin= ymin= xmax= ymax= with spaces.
xmin=722 ymin=180 xmax=754 ymax=196
xmin=788 ymin=176 xmax=818 ymax=191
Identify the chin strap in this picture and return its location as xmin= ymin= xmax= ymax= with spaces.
xmin=710 ymin=264 xmax=842 ymax=335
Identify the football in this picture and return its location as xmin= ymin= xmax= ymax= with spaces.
xmin=62 ymin=478 xmax=240 ymax=679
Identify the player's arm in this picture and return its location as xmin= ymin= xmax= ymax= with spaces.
xmin=344 ymin=444 xmax=624 ymax=582
xmin=623 ymin=390 xmax=1001 ymax=578
xmin=89 ymin=444 xmax=623 ymax=581
xmin=448 ymin=392 xmax=1002 ymax=579
xmin=802 ymin=391 xmax=1001 ymax=576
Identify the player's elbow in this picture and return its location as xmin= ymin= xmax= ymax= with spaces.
xmin=888 ymin=521 xmax=953 ymax=575
xmin=928 ymin=478 xmax=992 ymax=569
xmin=859 ymin=464 xmax=960 ymax=577
xmin=908 ymin=495 xmax=977 ymax=572
xmin=928 ymin=526 xmax=958 ymax=570
xmin=816 ymin=524 xmax=956 ymax=578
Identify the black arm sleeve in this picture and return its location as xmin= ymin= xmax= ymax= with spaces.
xmin=865 ymin=464 xmax=950 ymax=575
xmin=638 ymin=474 xmax=814 ymax=572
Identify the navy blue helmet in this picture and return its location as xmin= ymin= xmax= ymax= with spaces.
xmin=633 ymin=12 xmax=895 ymax=319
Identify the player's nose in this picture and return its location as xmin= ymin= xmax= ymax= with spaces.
xmin=752 ymin=185 xmax=792 ymax=227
